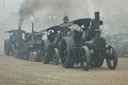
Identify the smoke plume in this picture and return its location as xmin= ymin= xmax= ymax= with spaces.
xmin=18 ymin=0 xmax=89 ymax=27
xmin=18 ymin=0 xmax=128 ymax=34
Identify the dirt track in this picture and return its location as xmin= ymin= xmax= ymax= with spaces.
xmin=0 ymin=55 xmax=128 ymax=85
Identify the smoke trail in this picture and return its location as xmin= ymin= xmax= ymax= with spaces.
xmin=18 ymin=0 xmax=41 ymax=27
xmin=18 ymin=0 xmax=128 ymax=34
xmin=18 ymin=0 xmax=89 ymax=27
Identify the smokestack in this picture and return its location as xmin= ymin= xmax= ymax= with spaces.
xmin=18 ymin=26 xmax=21 ymax=30
xmin=32 ymin=22 xmax=34 ymax=32
xmin=95 ymin=12 xmax=100 ymax=20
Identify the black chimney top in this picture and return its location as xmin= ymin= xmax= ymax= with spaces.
xmin=95 ymin=12 xmax=100 ymax=20
xmin=18 ymin=26 xmax=21 ymax=30
xmin=32 ymin=22 xmax=34 ymax=32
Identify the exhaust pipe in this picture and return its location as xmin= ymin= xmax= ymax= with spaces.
xmin=32 ymin=22 xmax=34 ymax=32
xmin=95 ymin=12 xmax=100 ymax=20
xmin=18 ymin=26 xmax=21 ymax=30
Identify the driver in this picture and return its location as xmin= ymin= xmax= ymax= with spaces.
xmin=63 ymin=16 xmax=69 ymax=23
xmin=61 ymin=16 xmax=70 ymax=36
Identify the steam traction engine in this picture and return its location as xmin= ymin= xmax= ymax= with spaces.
xmin=23 ymin=23 xmax=43 ymax=61
xmin=59 ymin=12 xmax=118 ymax=70
xmin=40 ymin=26 xmax=60 ymax=64
xmin=4 ymin=28 xmax=26 ymax=57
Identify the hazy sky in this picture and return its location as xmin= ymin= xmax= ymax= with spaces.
xmin=0 ymin=0 xmax=23 ymax=15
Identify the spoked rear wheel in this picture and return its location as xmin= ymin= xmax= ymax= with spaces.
xmin=40 ymin=41 xmax=46 ymax=61
xmin=91 ymin=52 xmax=104 ymax=67
xmin=4 ymin=40 xmax=12 ymax=56
xmin=40 ymin=40 xmax=50 ymax=63
xmin=80 ymin=46 xmax=90 ymax=71
xmin=106 ymin=46 xmax=118 ymax=69
xmin=43 ymin=53 xmax=50 ymax=64
xmin=60 ymin=37 xmax=74 ymax=68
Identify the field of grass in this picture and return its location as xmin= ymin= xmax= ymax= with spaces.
xmin=0 ymin=54 xmax=128 ymax=85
